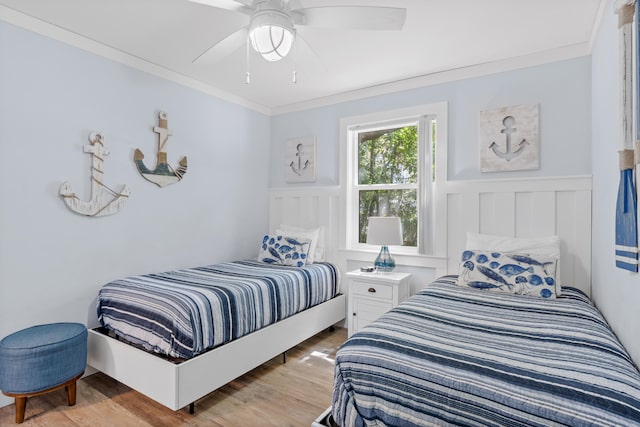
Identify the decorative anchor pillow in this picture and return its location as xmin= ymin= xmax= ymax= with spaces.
xmin=258 ymin=234 xmax=311 ymax=267
xmin=456 ymin=250 xmax=558 ymax=298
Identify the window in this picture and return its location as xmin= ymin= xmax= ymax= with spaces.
xmin=342 ymin=103 xmax=445 ymax=256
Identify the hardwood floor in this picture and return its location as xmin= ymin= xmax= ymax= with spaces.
xmin=0 ymin=327 xmax=347 ymax=426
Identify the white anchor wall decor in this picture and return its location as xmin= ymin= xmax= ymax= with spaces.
xmin=479 ymin=104 xmax=540 ymax=172
xmin=285 ymin=136 xmax=316 ymax=183
xmin=60 ymin=132 xmax=130 ymax=217
xmin=134 ymin=111 xmax=187 ymax=187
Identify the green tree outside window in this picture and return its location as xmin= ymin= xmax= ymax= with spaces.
xmin=358 ymin=126 xmax=418 ymax=246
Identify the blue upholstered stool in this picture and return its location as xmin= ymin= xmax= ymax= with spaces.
xmin=0 ymin=323 xmax=87 ymax=423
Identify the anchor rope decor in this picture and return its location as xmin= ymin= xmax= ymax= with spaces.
xmin=134 ymin=111 xmax=188 ymax=187
xmin=615 ymin=0 xmax=639 ymax=272
xmin=60 ymin=131 xmax=130 ymax=217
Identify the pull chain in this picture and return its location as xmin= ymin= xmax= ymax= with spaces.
xmin=246 ymin=36 xmax=251 ymax=85
xmin=292 ymin=30 xmax=297 ymax=84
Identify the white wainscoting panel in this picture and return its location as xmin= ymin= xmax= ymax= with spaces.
xmin=269 ymin=176 xmax=592 ymax=296
xmin=445 ymin=176 xmax=592 ymax=295
xmin=268 ymin=187 xmax=341 ymax=262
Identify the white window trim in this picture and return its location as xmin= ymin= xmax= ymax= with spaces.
xmin=339 ymin=102 xmax=448 ymax=261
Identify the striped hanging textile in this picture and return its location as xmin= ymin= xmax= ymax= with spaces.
xmin=616 ymin=151 xmax=638 ymax=270
xmin=616 ymin=1 xmax=638 ymax=272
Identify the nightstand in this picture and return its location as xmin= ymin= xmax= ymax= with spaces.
xmin=346 ymin=270 xmax=411 ymax=337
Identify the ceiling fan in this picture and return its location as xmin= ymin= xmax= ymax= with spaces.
xmin=188 ymin=0 xmax=407 ymax=65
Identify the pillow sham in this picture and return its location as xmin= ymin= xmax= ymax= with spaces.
xmin=258 ymin=234 xmax=311 ymax=267
xmin=277 ymin=224 xmax=325 ymax=263
xmin=456 ymin=250 xmax=558 ymax=299
xmin=466 ymin=232 xmax=562 ymax=295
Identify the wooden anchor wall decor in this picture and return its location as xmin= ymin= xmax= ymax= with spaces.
xmin=60 ymin=132 xmax=130 ymax=217
xmin=134 ymin=111 xmax=187 ymax=187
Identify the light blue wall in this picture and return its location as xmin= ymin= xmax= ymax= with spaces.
xmin=2 ymin=6 xmax=629 ymax=410
xmin=591 ymin=0 xmax=640 ymax=367
xmin=270 ymin=57 xmax=591 ymax=187
xmin=0 ymin=20 xmax=270 ymax=364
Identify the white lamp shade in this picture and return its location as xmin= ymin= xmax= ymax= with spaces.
xmin=249 ymin=10 xmax=294 ymax=61
xmin=366 ymin=216 xmax=403 ymax=246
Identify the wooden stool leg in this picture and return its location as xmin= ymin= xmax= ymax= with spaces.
xmin=65 ymin=381 xmax=77 ymax=406
xmin=14 ymin=396 xmax=27 ymax=424
xmin=4 ymin=373 xmax=83 ymax=423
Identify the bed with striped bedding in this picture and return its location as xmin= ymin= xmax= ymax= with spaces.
xmin=97 ymin=260 xmax=340 ymax=359
xmin=332 ymin=276 xmax=640 ymax=426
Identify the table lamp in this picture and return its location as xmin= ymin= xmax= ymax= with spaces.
xmin=366 ymin=216 xmax=403 ymax=272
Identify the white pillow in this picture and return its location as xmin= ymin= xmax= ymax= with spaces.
xmin=466 ymin=232 xmax=562 ymax=295
xmin=276 ymin=225 xmax=325 ymax=263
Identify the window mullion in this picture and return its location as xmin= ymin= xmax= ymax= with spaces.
xmin=355 ymin=183 xmax=417 ymax=191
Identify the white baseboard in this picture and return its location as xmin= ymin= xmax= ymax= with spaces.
xmin=0 ymin=394 xmax=12 ymax=409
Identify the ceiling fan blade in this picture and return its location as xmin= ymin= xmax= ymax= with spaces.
xmin=292 ymin=6 xmax=406 ymax=31
xmin=186 ymin=0 xmax=253 ymax=14
xmin=295 ymin=32 xmax=328 ymax=73
xmin=193 ymin=27 xmax=249 ymax=64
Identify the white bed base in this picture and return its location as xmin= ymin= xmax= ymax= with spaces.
xmin=87 ymin=293 xmax=346 ymax=411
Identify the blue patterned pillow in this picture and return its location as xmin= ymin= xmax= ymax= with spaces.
xmin=258 ymin=234 xmax=311 ymax=267
xmin=456 ymin=250 xmax=558 ymax=298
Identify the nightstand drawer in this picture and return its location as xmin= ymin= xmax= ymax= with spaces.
xmin=351 ymin=281 xmax=393 ymax=300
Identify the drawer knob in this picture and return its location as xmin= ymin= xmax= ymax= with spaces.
xmin=353 ymin=313 xmax=356 ymax=316
xmin=368 ymin=287 xmax=376 ymax=293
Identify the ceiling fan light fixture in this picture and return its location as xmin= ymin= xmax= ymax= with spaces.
xmin=249 ymin=10 xmax=294 ymax=61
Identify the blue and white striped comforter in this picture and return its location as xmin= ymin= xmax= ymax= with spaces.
xmin=97 ymin=260 xmax=340 ymax=359
xmin=333 ymin=276 xmax=640 ymax=426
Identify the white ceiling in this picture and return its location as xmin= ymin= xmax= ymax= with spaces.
xmin=0 ymin=0 xmax=604 ymax=113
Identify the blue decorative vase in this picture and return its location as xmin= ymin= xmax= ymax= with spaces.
xmin=374 ymin=245 xmax=395 ymax=272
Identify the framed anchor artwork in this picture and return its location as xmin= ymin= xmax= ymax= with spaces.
xmin=286 ymin=136 xmax=316 ymax=183
xmin=479 ymin=104 xmax=540 ymax=172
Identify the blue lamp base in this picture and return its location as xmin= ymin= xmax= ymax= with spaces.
xmin=374 ymin=245 xmax=396 ymax=272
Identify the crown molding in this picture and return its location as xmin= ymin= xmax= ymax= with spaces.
xmin=589 ymin=0 xmax=609 ymax=51
xmin=0 ymin=5 xmax=272 ymax=116
xmin=2 ymin=5 xmax=593 ymax=118
xmin=271 ymin=43 xmax=591 ymax=115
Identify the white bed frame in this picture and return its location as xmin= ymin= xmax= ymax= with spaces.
xmin=88 ymin=191 xmax=344 ymax=412
xmin=87 ymin=293 xmax=345 ymax=411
